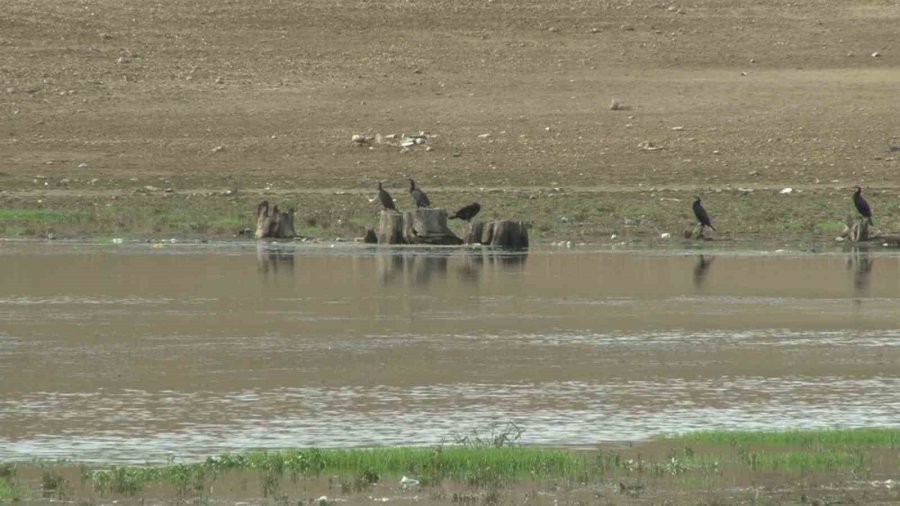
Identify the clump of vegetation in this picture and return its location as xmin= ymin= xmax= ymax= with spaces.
xmin=450 ymin=421 xmax=524 ymax=448
xmin=0 ymin=463 xmax=26 ymax=502
xmin=40 ymin=467 xmax=67 ymax=500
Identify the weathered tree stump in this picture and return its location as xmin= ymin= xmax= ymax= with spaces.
xmin=377 ymin=211 xmax=406 ymax=244
xmin=683 ymin=224 xmax=712 ymax=240
xmin=488 ymin=220 xmax=529 ymax=249
xmin=255 ymin=201 xmax=296 ymax=239
xmin=464 ymin=221 xmax=486 ymax=245
xmin=842 ymin=215 xmax=870 ymax=242
xmin=483 ymin=222 xmax=495 ymax=245
xmin=401 ymin=208 xmax=463 ymax=245
xmin=363 ymin=228 xmax=378 ymax=244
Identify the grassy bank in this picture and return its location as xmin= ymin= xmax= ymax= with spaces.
xmin=2 ymin=428 xmax=898 ymax=504
xmin=668 ymin=427 xmax=900 ymax=448
xmin=0 ymin=186 xmax=893 ymax=245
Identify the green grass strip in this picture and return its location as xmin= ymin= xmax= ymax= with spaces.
xmin=88 ymin=447 xmax=587 ymax=495
xmin=666 ymin=428 xmax=900 ymax=448
xmin=0 ymin=208 xmax=88 ymax=223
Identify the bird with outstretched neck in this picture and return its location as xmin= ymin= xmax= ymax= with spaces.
xmin=853 ymin=186 xmax=873 ymax=225
xmin=692 ymin=197 xmax=717 ymax=231
xmin=409 ymin=179 xmax=431 ymax=208
xmin=377 ymin=182 xmax=397 ymax=211
xmin=449 ymin=202 xmax=481 ymax=222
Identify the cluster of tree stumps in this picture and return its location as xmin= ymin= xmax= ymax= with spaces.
xmin=255 ymin=201 xmax=295 ymax=239
xmin=370 ymin=208 xmax=528 ymax=249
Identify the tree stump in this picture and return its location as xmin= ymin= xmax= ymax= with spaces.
xmin=489 ymin=220 xmax=529 ymax=249
xmin=377 ymin=211 xmax=406 ymax=244
xmin=464 ymin=221 xmax=486 ymax=245
xmin=483 ymin=222 xmax=495 ymax=245
xmin=363 ymin=228 xmax=378 ymax=244
xmin=401 ymin=209 xmax=463 ymax=245
xmin=255 ymin=201 xmax=296 ymax=239
xmin=842 ymin=215 xmax=870 ymax=242
xmin=683 ymin=224 xmax=711 ymax=240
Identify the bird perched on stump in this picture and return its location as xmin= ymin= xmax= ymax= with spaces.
xmin=409 ymin=179 xmax=431 ymax=208
xmin=377 ymin=182 xmax=397 ymax=212
xmin=852 ymin=186 xmax=873 ymax=225
xmin=449 ymin=202 xmax=481 ymax=222
xmin=692 ymin=197 xmax=717 ymax=231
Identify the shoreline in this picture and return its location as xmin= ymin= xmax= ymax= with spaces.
xmin=2 ymin=429 xmax=897 ymax=504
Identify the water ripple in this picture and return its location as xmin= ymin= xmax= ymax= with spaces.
xmin=1 ymin=377 xmax=898 ymax=463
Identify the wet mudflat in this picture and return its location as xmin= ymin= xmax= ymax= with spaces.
xmin=1 ymin=241 xmax=899 ymax=465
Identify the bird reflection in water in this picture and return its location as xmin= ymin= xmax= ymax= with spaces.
xmin=693 ymin=255 xmax=714 ymax=288
xmin=846 ymin=248 xmax=873 ymax=294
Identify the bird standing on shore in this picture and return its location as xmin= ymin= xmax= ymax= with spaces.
xmin=692 ymin=197 xmax=717 ymax=231
xmin=377 ymin=182 xmax=397 ymax=211
xmin=409 ymin=179 xmax=431 ymax=208
xmin=449 ymin=202 xmax=481 ymax=222
xmin=852 ymin=186 xmax=873 ymax=225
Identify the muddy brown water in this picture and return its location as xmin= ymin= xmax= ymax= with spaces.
xmin=1 ymin=241 xmax=898 ymax=463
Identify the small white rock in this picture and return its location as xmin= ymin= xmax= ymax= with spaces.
xmin=872 ymin=52 xmax=881 ymax=58
xmin=779 ymin=187 xmax=793 ymax=194
xmin=400 ymin=476 xmax=419 ymax=489
xmin=660 ymin=232 xmax=671 ymax=239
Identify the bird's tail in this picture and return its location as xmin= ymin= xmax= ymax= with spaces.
xmin=868 ymin=217 xmax=874 ymax=226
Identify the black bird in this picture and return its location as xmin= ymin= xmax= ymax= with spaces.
xmin=409 ymin=179 xmax=431 ymax=208
xmin=693 ymin=254 xmax=714 ymax=288
xmin=377 ymin=182 xmax=397 ymax=211
xmin=692 ymin=197 xmax=717 ymax=231
xmin=853 ymin=186 xmax=873 ymax=225
xmin=449 ymin=202 xmax=481 ymax=222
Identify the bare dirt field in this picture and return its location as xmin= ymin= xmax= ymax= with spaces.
xmin=1 ymin=0 xmax=898 ymax=242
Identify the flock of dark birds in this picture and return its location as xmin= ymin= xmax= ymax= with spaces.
xmin=377 ymin=179 xmax=481 ymax=222
xmin=377 ymin=180 xmax=875 ymax=232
